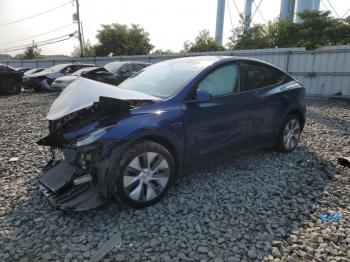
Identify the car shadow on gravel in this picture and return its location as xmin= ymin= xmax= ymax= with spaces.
xmin=0 ymin=145 xmax=337 ymax=261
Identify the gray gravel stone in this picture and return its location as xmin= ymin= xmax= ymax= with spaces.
xmin=0 ymin=94 xmax=349 ymax=262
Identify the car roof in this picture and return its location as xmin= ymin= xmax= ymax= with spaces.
xmin=165 ymin=55 xmax=269 ymax=64
xmin=166 ymin=55 xmax=285 ymax=72
xmin=105 ymin=61 xmax=151 ymax=66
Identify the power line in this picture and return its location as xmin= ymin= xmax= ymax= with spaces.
xmin=231 ymin=0 xmax=242 ymax=19
xmin=5 ymin=37 xmax=73 ymax=53
xmin=0 ymin=0 xmax=74 ymax=28
xmin=0 ymin=24 xmax=74 ymax=47
xmin=252 ymin=0 xmax=267 ymax=23
xmin=325 ymin=0 xmax=340 ymax=18
xmin=342 ymin=7 xmax=350 ymax=18
xmin=226 ymin=0 xmax=235 ymax=31
xmin=251 ymin=0 xmax=264 ymax=20
xmin=1 ymin=33 xmax=74 ymax=53
xmin=321 ymin=0 xmax=340 ymax=18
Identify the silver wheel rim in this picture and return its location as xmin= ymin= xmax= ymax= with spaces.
xmin=283 ymin=118 xmax=301 ymax=150
xmin=123 ymin=152 xmax=170 ymax=202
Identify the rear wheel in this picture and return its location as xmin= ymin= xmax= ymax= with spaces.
xmin=111 ymin=141 xmax=175 ymax=208
xmin=1 ymin=79 xmax=21 ymax=95
xmin=275 ymin=114 xmax=302 ymax=153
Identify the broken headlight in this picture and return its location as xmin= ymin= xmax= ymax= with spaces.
xmin=74 ymin=127 xmax=110 ymax=148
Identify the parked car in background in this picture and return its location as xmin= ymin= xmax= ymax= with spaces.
xmin=51 ymin=62 xmax=150 ymax=91
xmin=23 ymin=63 xmax=94 ymax=92
xmin=16 ymin=67 xmax=31 ymax=74
xmin=24 ymin=68 xmax=44 ymax=76
xmin=103 ymin=61 xmax=150 ymax=85
xmin=51 ymin=66 xmax=107 ymax=91
xmin=37 ymin=56 xmax=306 ymax=211
xmin=0 ymin=64 xmax=22 ymax=95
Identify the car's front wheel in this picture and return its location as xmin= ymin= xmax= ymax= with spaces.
xmin=275 ymin=114 xmax=302 ymax=153
xmin=112 ymin=140 xmax=175 ymax=208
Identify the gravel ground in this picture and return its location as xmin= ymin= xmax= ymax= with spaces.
xmin=0 ymin=92 xmax=349 ymax=262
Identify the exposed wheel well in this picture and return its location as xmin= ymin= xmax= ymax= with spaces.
xmin=287 ymin=109 xmax=305 ymax=130
xmin=131 ymin=135 xmax=181 ymax=177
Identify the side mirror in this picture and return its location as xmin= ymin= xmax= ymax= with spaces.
xmin=196 ymin=90 xmax=212 ymax=102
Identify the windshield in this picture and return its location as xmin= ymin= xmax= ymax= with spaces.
xmin=42 ymin=64 xmax=69 ymax=74
xmin=72 ymin=67 xmax=100 ymax=76
xmin=118 ymin=58 xmax=216 ymax=98
xmin=24 ymin=68 xmax=42 ymax=75
xmin=104 ymin=62 xmax=124 ymax=74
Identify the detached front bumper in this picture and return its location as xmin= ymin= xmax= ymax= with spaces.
xmin=38 ymin=159 xmax=107 ymax=211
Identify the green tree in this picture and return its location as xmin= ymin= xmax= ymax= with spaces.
xmin=227 ymin=11 xmax=350 ymax=50
xmin=297 ymin=11 xmax=350 ymax=49
xmin=265 ymin=18 xmax=300 ymax=48
xmin=71 ymin=40 xmax=96 ymax=57
xmin=227 ymin=22 xmax=269 ymax=50
xmin=184 ymin=30 xmax=225 ymax=52
xmin=22 ymin=41 xmax=41 ymax=59
xmin=94 ymin=23 xmax=153 ymax=56
xmin=152 ymin=49 xmax=173 ymax=54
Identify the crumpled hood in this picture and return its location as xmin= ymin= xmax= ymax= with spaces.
xmin=47 ymin=77 xmax=161 ymax=120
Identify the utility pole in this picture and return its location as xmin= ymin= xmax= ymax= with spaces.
xmin=75 ymin=0 xmax=84 ymax=57
xmin=244 ymin=0 xmax=253 ymax=32
xmin=215 ymin=0 xmax=225 ymax=45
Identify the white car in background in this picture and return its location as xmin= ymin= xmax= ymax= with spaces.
xmin=51 ymin=66 xmax=103 ymax=91
xmin=52 ymin=61 xmax=151 ymax=91
xmin=23 ymin=63 xmax=94 ymax=92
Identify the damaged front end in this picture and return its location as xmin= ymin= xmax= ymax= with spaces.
xmin=37 ymin=78 xmax=160 ymax=211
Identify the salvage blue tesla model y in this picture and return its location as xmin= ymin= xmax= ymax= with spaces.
xmin=37 ymin=56 xmax=306 ymax=210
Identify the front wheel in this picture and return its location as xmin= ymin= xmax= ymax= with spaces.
xmin=111 ymin=141 xmax=175 ymax=208
xmin=275 ymin=114 xmax=302 ymax=153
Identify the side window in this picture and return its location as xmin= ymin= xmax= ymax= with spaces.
xmin=132 ymin=64 xmax=144 ymax=72
xmin=64 ymin=66 xmax=75 ymax=74
xmin=119 ymin=64 xmax=133 ymax=74
xmin=240 ymin=62 xmax=284 ymax=92
xmin=198 ymin=64 xmax=239 ymax=97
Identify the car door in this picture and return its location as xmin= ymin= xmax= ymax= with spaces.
xmin=181 ymin=62 xmax=253 ymax=165
xmin=239 ymin=61 xmax=287 ymax=146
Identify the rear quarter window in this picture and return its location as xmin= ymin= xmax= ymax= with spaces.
xmin=240 ymin=62 xmax=285 ymax=92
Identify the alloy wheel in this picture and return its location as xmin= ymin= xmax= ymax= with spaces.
xmin=123 ymin=152 xmax=170 ymax=202
xmin=283 ymin=118 xmax=301 ymax=151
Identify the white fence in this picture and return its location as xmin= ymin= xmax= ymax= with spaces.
xmin=2 ymin=45 xmax=350 ymax=97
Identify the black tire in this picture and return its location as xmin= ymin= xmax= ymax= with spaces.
xmin=275 ymin=114 xmax=302 ymax=153
xmin=110 ymin=140 xmax=175 ymax=208
xmin=1 ymin=79 xmax=21 ymax=95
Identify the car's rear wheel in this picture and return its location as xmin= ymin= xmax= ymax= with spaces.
xmin=275 ymin=114 xmax=302 ymax=153
xmin=1 ymin=79 xmax=21 ymax=95
xmin=112 ymin=141 xmax=175 ymax=208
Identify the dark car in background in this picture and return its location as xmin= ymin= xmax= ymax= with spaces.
xmin=103 ymin=61 xmax=150 ymax=85
xmin=37 ymin=56 xmax=305 ymax=211
xmin=51 ymin=61 xmax=150 ymax=91
xmin=23 ymin=63 xmax=94 ymax=92
xmin=0 ymin=64 xmax=23 ymax=95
